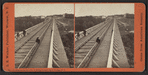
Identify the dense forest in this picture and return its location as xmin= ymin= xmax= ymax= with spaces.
xmin=15 ymin=16 xmax=44 ymax=32
xmin=118 ymin=17 xmax=134 ymax=68
xmin=75 ymin=16 xmax=105 ymax=32
xmin=56 ymin=18 xmax=74 ymax=68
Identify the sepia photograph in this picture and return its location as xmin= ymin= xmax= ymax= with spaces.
xmin=3 ymin=2 xmax=145 ymax=72
xmin=15 ymin=4 xmax=74 ymax=68
xmin=75 ymin=4 xmax=134 ymax=68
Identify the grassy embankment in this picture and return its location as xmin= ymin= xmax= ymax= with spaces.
xmin=118 ymin=17 xmax=134 ymax=68
xmin=56 ymin=17 xmax=74 ymax=68
xmin=75 ymin=16 xmax=105 ymax=32
xmin=15 ymin=16 xmax=44 ymax=32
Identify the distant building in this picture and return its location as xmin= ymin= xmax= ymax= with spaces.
xmin=129 ymin=31 xmax=134 ymax=33
xmin=114 ymin=14 xmax=124 ymax=17
xmin=63 ymin=13 xmax=74 ymax=18
xmin=53 ymin=15 xmax=63 ymax=17
xmin=41 ymin=16 xmax=45 ymax=19
xmin=30 ymin=16 xmax=41 ymax=19
xmin=124 ymin=13 xmax=134 ymax=19
xmin=68 ymin=30 xmax=74 ymax=33
xmin=102 ymin=16 xmax=106 ymax=19
xmin=93 ymin=16 xmax=102 ymax=19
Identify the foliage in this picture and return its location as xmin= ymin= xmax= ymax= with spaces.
xmin=75 ymin=16 xmax=105 ymax=31
xmin=61 ymin=33 xmax=74 ymax=68
xmin=15 ymin=16 xmax=44 ymax=31
xmin=118 ymin=18 xmax=134 ymax=68
xmin=122 ymin=33 xmax=134 ymax=68
xmin=56 ymin=18 xmax=74 ymax=68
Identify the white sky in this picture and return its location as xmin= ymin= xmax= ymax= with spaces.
xmin=15 ymin=3 xmax=134 ymax=17
xmin=75 ymin=3 xmax=134 ymax=17
xmin=15 ymin=4 xmax=74 ymax=17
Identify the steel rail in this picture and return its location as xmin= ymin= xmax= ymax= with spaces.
xmin=17 ymin=19 xmax=52 ymax=68
xmin=47 ymin=18 xmax=55 ymax=68
xmin=15 ymin=19 xmax=52 ymax=52
xmin=75 ymin=17 xmax=110 ymax=42
xmin=75 ymin=22 xmax=105 ymax=42
xmin=107 ymin=18 xmax=116 ymax=68
xmin=76 ymin=19 xmax=114 ymax=68
xmin=75 ymin=19 xmax=113 ymax=52
xmin=15 ymin=21 xmax=45 ymax=42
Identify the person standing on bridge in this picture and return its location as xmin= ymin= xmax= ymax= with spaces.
xmin=83 ymin=30 xmax=86 ymax=36
xmin=16 ymin=32 xmax=20 ymax=40
xmin=96 ymin=37 xmax=100 ymax=44
xmin=23 ymin=30 xmax=26 ymax=36
xmin=36 ymin=37 xmax=40 ymax=44
xmin=77 ymin=32 xmax=80 ymax=40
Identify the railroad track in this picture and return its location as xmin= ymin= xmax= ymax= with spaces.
xmin=75 ymin=18 xmax=114 ymax=68
xmin=75 ymin=21 xmax=105 ymax=42
xmin=15 ymin=18 xmax=52 ymax=52
xmin=15 ymin=22 xmax=44 ymax=42
xmin=106 ymin=18 xmax=127 ymax=68
xmin=75 ymin=18 xmax=113 ymax=51
xmin=15 ymin=18 xmax=53 ymax=68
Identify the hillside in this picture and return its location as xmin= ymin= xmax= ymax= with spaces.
xmin=15 ymin=16 xmax=44 ymax=32
xmin=56 ymin=17 xmax=74 ymax=68
xmin=75 ymin=16 xmax=105 ymax=32
xmin=118 ymin=17 xmax=134 ymax=32
xmin=117 ymin=17 xmax=134 ymax=68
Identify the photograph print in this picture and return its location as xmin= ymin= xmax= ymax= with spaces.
xmin=15 ymin=4 xmax=74 ymax=68
xmin=74 ymin=3 xmax=134 ymax=68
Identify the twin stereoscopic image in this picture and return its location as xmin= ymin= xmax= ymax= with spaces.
xmin=15 ymin=3 xmax=134 ymax=68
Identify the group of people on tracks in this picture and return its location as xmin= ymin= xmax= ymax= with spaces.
xmin=76 ymin=29 xmax=101 ymax=44
xmin=16 ymin=30 xmax=40 ymax=44
xmin=16 ymin=30 xmax=26 ymax=41
xmin=76 ymin=30 xmax=87 ymax=40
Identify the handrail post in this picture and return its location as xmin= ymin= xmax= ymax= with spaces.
xmin=47 ymin=18 xmax=54 ymax=68
xmin=107 ymin=18 xmax=116 ymax=68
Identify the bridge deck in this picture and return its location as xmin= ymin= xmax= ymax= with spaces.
xmin=113 ymin=22 xmax=129 ymax=68
xmin=15 ymin=22 xmax=44 ymax=51
xmin=87 ymin=21 xmax=113 ymax=68
xmin=87 ymin=19 xmax=129 ymax=68
xmin=53 ymin=22 xmax=69 ymax=68
xmin=27 ymin=24 xmax=52 ymax=68
xmin=27 ymin=19 xmax=69 ymax=68
xmin=75 ymin=23 xmax=103 ymax=48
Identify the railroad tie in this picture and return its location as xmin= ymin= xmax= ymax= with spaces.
xmin=113 ymin=45 xmax=118 ymax=51
xmin=114 ymin=40 xmax=119 ymax=45
xmin=114 ymin=39 xmax=119 ymax=43
xmin=112 ymin=59 xmax=120 ymax=68
xmin=21 ymin=47 xmax=32 ymax=49
xmin=53 ymin=44 xmax=57 ymax=48
xmin=53 ymin=59 xmax=60 ymax=68
xmin=24 ymin=45 xmax=34 ymax=46
xmin=113 ymin=49 xmax=118 ymax=55
xmin=53 ymin=41 xmax=58 ymax=47
xmin=27 ymin=41 xmax=35 ymax=43
xmin=53 ymin=53 xmax=59 ymax=61
xmin=113 ymin=42 xmax=118 ymax=47
xmin=53 ymin=45 xmax=58 ymax=51
xmin=88 ymin=41 xmax=95 ymax=43
xmin=53 ymin=49 xmax=58 ymax=55
xmin=75 ymin=56 xmax=84 ymax=58
xmin=113 ymin=44 xmax=118 ymax=48
xmin=113 ymin=53 xmax=119 ymax=61
xmin=16 ymin=50 xmax=30 ymax=53
xmin=15 ymin=55 xmax=25 ymax=58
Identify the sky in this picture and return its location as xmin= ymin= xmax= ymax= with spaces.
xmin=75 ymin=3 xmax=134 ymax=17
xmin=15 ymin=3 xmax=134 ymax=17
xmin=15 ymin=4 xmax=74 ymax=17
